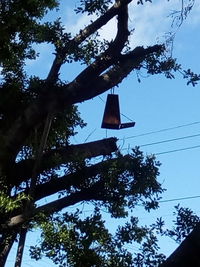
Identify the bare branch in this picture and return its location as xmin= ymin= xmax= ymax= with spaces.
xmin=3 ymin=184 xmax=105 ymax=230
xmin=33 ymin=155 xmax=131 ymax=202
xmin=10 ymin=138 xmax=118 ymax=186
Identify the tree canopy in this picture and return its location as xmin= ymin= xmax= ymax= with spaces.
xmin=0 ymin=0 xmax=199 ymax=266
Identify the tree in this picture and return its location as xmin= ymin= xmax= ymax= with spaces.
xmin=0 ymin=0 xmax=199 ymax=266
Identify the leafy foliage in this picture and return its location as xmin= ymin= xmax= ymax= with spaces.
xmin=165 ymin=205 xmax=200 ymax=243
xmin=30 ymin=209 xmax=167 ymax=267
xmin=27 ymin=146 xmax=166 ymax=266
xmin=183 ymin=69 xmax=200 ymax=86
xmin=0 ymin=0 xmax=59 ymax=78
xmin=0 ymin=192 xmax=30 ymax=213
xmin=75 ymin=0 xmax=112 ymax=15
xmin=0 ymin=0 xmax=199 ymax=266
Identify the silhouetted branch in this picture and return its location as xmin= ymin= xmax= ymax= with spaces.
xmin=11 ymin=138 xmax=117 ymax=185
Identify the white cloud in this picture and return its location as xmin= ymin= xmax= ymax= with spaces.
xmin=184 ymin=0 xmax=200 ymax=27
xmin=63 ymin=0 xmax=199 ymax=48
xmin=63 ymin=8 xmax=117 ymax=41
xmin=65 ymin=12 xmax=95 ymax=37
xmin=128 ymin=0 xmax=181 ymax=47
xmin=98 ymin=17 xmax=117 ymax=42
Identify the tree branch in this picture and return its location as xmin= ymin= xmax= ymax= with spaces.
xmin=74 ymin=2 xmax=130 ymax=85
xmin=32 ymin=155 xmax=131 ymax=202
xmin=47 ymin=0 xmax=132 ymax=82
xmin=10 ymin=138 xmax=118 ymax=186
xmin=0 ymin=45 xmax=162 ymax=169
xmin=61 ymin=45 xmax=163 ymax=104
xmin=2 ymin=154 xmax=134 ymax=230
xmin=0 ymin=231 xmax=17 ymax=266
xmin=3 ymin=184 xmax=105 ymax=230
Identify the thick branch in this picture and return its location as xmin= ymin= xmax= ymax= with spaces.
xmin=3 ymin=184 xmax=105 ymax=230
xmin=0 ymin=45 xmax=162 ymax=168
xmin=32 ymin=155 xmax=131 ymax=202
xmin=160 ymin=223 xmax=200 ymax=266
xmin=62 ymin=45 xmax=163 ymax=104
xmin=0 ymin=231 xmax=17 ymax=266
xmin=3 ymin=154 xmax=133 ymax=230
xmin=47 ymin=0 xmax=132 ymax=82
xmin=10 ymin=138 xmax=117 ymax=186
xmin=37 ymin=182 xmax=104 ymax=214
xmin=74 ymin=3 xmax=130 ymax=85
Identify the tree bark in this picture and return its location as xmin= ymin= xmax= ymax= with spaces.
xmin=4 ymin=184 xmax=105 ymax=230
xmin=2 ymin=154 xmax=132 ymax=230
xmin=0 ymin=231 xmax=17 ymax=267
xmin=0 ymin=22 xmax=162 ymax=170
xmin=47 ymin=0 xmax=132 ymax=82
xmin=10 ymin=137 xmax=117 ymax=185
xmin=14 ymin=228 xmax=27 ymax=267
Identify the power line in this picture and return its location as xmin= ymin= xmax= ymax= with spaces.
xmin=137 ymin=195 xmax=200 ymax=207
xmin=140 ymin=132 xmax=200 ymax=147
xmin=99 ymin=95 xmax=200 ymax=140
xmin=155 ymin=144 xmax=200 ymax=155
xmin=159 ymin=195 xmax=200 ymax=203
xmin=137 ymin=195 xmax=200 ymax=209
xmin=120 ymin=143 xmax=200 ymax=155
xmin=119 ymin=121 xmax=200 ymax=140
xmin=120 ymin=130 xmax=200 ymax=154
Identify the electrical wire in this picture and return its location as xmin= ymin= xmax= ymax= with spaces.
xmin=120 ymin=131 xmax=200 ymax=154
xmin=98 ymin=96 xmax=200 ymax=142
xmin=119 ymin=121 xmax=200 ymax=140
xmin=155 ymin=144 xmax=200 ymax=155
xmin=121 ymin=144 xmax=200 ymax=155
xmin=159 ymin=194 xmax=200 ymax=203
xmin=139 ymin=132 xmax=200 ymax=147
xmin=137 ymin=194 xmax=200 ymax=207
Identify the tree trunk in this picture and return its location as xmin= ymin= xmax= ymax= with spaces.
xmin=14 ymin=228 xmax=27 ymax=267
xmin=0 ymin=231 xmax=17 ymax=267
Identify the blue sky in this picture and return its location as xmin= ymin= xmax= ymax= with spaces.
xmin=5 ymin=0 xmax=200 ymax=266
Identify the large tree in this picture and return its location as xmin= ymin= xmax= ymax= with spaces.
xmin=0 ymin=0 xmax=199 ymax=266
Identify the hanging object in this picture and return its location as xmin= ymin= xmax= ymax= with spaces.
xmin=101 ymin=94 xmax=135 ymax=130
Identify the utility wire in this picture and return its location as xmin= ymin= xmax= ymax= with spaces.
xmin=139 ymin=132 xmax=200 ymax=147
xmin=91 ymin=101 xmax=200 ymax=158
xmin=98 ymin=96 xmax=200 ymax=141
xmin=120 ymin=131 xmax=200 ymax=154
xmin=119 ymin=121 xmax=200 ymax=140
xmin=159 ymin=194 xmax=200 ymax=203
xmin=155 ymin=144 xmax=200 ymax=155
xmin=121 ymin=144 xmax=200 ymax=155
xmin=137 ymin=195 xmax=200 ymax=207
